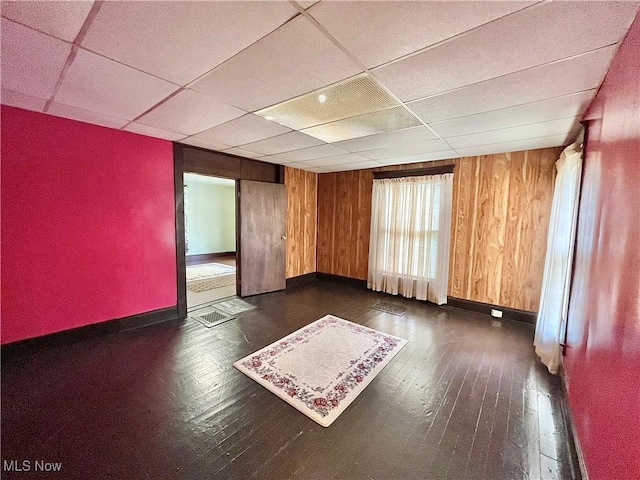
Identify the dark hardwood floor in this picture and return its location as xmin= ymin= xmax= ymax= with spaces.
xmin=1 ymin=281 xmax=576 ymax=479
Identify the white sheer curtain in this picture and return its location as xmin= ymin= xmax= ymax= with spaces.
xmin=534 ymin=142 xmax=583 ymax=374
xmin=368 ymin=174 xmax=453 ymax=304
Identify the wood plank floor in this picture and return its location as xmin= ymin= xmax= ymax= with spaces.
xmin=1 ymin=281 xmax=576 ymax=479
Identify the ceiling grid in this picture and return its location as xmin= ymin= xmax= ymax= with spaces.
xmin=1 ymin=0 xmax=638 ymax=172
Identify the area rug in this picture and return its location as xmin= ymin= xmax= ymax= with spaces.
xmin=233 ymin=315 xmax=407 ymax=427
xmin=186 ymin=262 xmax=236 ymax=293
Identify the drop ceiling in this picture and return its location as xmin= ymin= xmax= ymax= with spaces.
xmin=1 ymin=1 xmax=638 ymax=173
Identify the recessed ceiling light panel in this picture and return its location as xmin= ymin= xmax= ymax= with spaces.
xmin=255 ymin=73 xmax=399 ymax=130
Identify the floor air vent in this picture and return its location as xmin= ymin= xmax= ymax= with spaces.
xmin=370 ymin=302 xmax=407 ymax=316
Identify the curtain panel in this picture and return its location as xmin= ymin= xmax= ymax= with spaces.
xmin=367 ymin=174 xmax=453 ymax=304
xmin=534 ymin=142 xmax=583 ymax=374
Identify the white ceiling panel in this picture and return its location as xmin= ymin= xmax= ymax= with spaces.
xmin=55 ymin=49 xmax=178 ymax=121
xmin=1 ymin=19 xmax=71 ymax=100
xmin=190 ymin=15 xmax=362 ymax=111
xmin=123 ymin=123 xmax=187 ymax=142
xmin=194 ymin=114 xmax=291 ymax=146
xmin=299 ymin=153 xmax=370 ymax=167
xmin=359 ymin=139 xmax=451 ymax=160
xmin=375 ymin=150 xmax=459 ymax=166
xmin=429 ymin=90 xmax=595 ymax=138
xmin=179 ymin=137 xmax=231 ymax=151
xmin=221 ymin=147 xmax=267 ymax=159
xmin=407 ymin=46 xmax=617 ymax=124
xmin=310 ymin=1 xmax=533 ymax=68
xmin=138 ymin=89 xmax=245 ymax=135
xmin=240 ymin=131 xmax=324 ymax=155
xmin=82 ymin=1 xmax=296 ymax=85
xmin=47 ymin=102 xmax=128 ymax=129
xmin=1 ymin=0 xmax=93 ymax=42
xmin=275 ymin=144 xmax=350 ymax=162
xmin=445 ymin=117 xmax=581 ymax=149
xmin=323 ymin=161 xmax=382 ymax=172
xmin=455 ymin=134 xmax=576 ymax=157
xmin=374 ymin=1 xmax=635 ymax=101
xmin=332 ymin=126 xmax=440 ymax=152
xmin=1 ymin=89 xmax=47 ymax=112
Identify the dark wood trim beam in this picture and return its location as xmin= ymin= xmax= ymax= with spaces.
xmin=1 ymin=307 xmax=180 ymax=362
xmin=316 ymin=272 xmax=367 ymax=289
xmin=373 ymin=164 xmax=455 ymax=179
xmin=185 ymin=252 xmax=236 ymax=266
xmin=174 ymin=143 xmax=187 ymax=320
xmin=445 ymin=297 xmax=537 ymax=325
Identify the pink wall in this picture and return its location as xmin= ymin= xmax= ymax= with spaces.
xmin=1 ymin=106 xmax=177 ymax=344
xmin=565 ymin=14 xmax=640 ymax=480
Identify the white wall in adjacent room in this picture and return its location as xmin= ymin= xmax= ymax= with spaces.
xmin=184 ymin=175 xmax=235 ymax=255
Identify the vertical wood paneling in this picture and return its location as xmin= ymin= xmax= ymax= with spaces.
xmin=316 ymin=147 xmax=560 ymax=311
xmin=285 ymin=167 xmax=317 ymax=278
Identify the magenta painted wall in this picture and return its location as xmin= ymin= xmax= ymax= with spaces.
xmin=565 ymin=14 xmax=640 ymax=480
xmin=1 ymin=106 xmax=177 ymax=344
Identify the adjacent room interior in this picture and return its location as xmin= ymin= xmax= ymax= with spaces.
xmin=183 ymin=173 xmax=237 ymax=308
xmin=1 ymin=2 xmax=638 ymax=480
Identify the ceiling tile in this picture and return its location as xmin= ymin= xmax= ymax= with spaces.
xmin=138 ymin=89 xmax=245 ymax=135
xmin=47 ymin=102 xmax=128 ymax=129
xmin=374 ymin=150 xmax=459 ymax=167
xmin=358 ymin=139 xmax=451 ymax=160
xmin=323 ymin=161 xmax=382 ymax=172
xmin=310 ymin=1 xmax=533 ymax=68
xmin=55 ymin=49 xmax=178 ymax=121
xmin=296 ymin=1 xmax=319 ymax=9
xmin=373 ymin=1 xmax=636 ymax=101
xmin=407 ymin=46 xmax=617 ymax=124
xmin=299 ymin=153 xmax=370 ymax=167
xmin=221 ymin=147 xmax=267 ymax=159
xmin=194 ymin=114 xmax=291 ymax=146
xmin=429 ymin=91 xmax=595 ymax=138
xmin=123 ymin=123 xmax=187 ymax=141
xmin=179 ymin=137 xmax=231 ymax=151
xmin=301 ymin=106 xmax=422 ymax=143
xmin=81 ymin=2 xmax=295 ymax=85
xmin=455 ymin=134 xmax=576 ymax=157
xmin=275 ymin=144 xmax=350 ymax=162
xmin=1 ymin=19 xmax=71 ymax=100
xmin=239 ymin=131 xmax=324 ymax=155
xmin=332 ymin=126 xmax=440 ymax=152
xmin=1 ymin=0 xmax=93 ymax=42
xmin=255 ymin=73 xmax=399 ymax=130
xmin=1 ymin=89 xmax=47 ymax=112
xmin=445 ymin=117 xmax=581 ymax=149
xmin=190 ymin=15 xmax=362 ymax=111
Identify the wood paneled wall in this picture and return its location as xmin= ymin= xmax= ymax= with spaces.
xmin=316 ymin=148 xmax=561 ymax=312
xmin=285 ymin=167 xmax=317 ymax=278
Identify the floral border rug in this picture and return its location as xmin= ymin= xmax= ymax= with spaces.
xmin=186 ymin=262 xmax=236 ymax=293
xmin=233 ymin=315 xmax=407 ymax=427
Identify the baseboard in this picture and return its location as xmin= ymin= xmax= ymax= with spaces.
xmin=186 ymin=251 xmax=235 ymax=265
xmin=1 ymin=306 xmax=180 ymax=362
xmin=316 ymin=272 xmax=367 ymax=289
xmin=560 ymin=373 xmax=589 ymax=480
xmin=445 ymin=297 xmax=537 ymax=325
xmin=286 ymin=272 xmax=317 ymax=288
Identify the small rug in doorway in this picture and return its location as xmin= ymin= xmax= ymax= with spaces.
xmin=186 ymin=262 xmax=236 ymax=293
xmin=234 ymin=315 xmax=407 ymax=427
xmin=370 ymin=302 xmax=407 ymax=316
xmin=189 ymin=297 xmax=256 ymax=328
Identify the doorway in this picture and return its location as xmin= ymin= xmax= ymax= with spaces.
xmin=183 ymin=173 xmax=237 ymax=308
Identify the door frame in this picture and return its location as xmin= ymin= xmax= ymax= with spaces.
xmin=173 ymin=143 xmax=284 ymax=319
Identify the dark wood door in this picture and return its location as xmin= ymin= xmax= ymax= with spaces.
xmin=239 ymin=180 xmax=287 ymax=296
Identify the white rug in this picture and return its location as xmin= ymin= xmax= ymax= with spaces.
xmin=233 ymin=315 xmax=407 ymax=427
xmin=186 ymin=262 xmax=236 ymax=293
